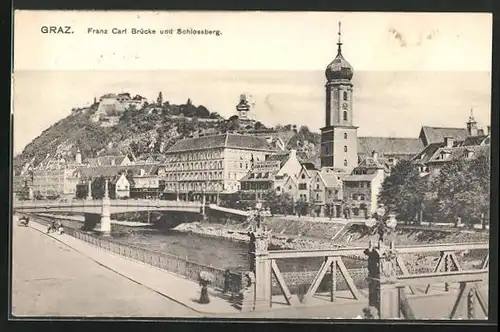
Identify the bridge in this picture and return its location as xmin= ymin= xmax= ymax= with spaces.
xmin=13 ymin=198 xmax=205 ymax=234
xmin=13 ymin=199 xmax=204 ymax=215
xmin=241 ymin=228 xmax=490 ymax=319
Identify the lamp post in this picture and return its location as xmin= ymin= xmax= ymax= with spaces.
xmin=364 ymin=205 xmax=398 ymax=244
xmin=255 ymin=201 xmax=263 ymax=229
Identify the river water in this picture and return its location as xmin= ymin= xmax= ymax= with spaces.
xmin=36 ymin=216 xmax=365 ymax=273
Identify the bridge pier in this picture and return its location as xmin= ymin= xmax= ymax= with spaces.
xmin=100 ymin=180 xmax=111 ymax=235
xmin=86 ymin=181 xmax=92 ymax=200
xmin=249 ymin=227 xmax=272 ymax=311
xmin=83 ymin=213 xmax=100 ymax=231
xmin=365 ymin=240 xmax=400 ymax=319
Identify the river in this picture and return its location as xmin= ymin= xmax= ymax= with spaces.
xmin=32 ymin=215 xmax=366 ymax=273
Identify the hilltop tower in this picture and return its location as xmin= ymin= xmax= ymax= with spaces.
xmin=236 ymin=94 xmax=251 ymax=121
xmin=320 ymin=22 xmax=358 ymax=171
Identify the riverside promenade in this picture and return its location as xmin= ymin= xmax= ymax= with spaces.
xmin=12 ymin=221 xmax=485 ymax=319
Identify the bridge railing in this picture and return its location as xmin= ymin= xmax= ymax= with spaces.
xmin=60 ymin=225 xmax=240 ymax=292
xmin=261 ymin=242 xmax=489 ymax=309
xmin=13 ymin=198 xmax=203 ymax=213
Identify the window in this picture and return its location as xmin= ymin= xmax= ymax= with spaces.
xmin=316 ymin=184 xmax=320 ymax=190
xmin=298 ymin=183 xmax=307 ymax=190
xmin=276 ymin=186 xmax=281 ymax=192
xmin=344 ymin=133 xmax=348 ymax=139
xmin=344 ymin=146 xmax=348 ymax=152
xmin=301 ymin=174 xmax=306 ymax=179
xmin=316 ymin=193 xmax=320 ymax=200
xmin=344 ymin=159 xmax=348 ymax=167
xmin=288 ymin=185 xmax=292 ymax=190
xmin=360 ymin=194 xmax=365 ymax=201
xmin=343 ymin=111 xmax=348 ymax=121
xmin=343 ymin=91 xmax=348 ymax=100
xmin=352 ymin=194 xmax=357 ymax=200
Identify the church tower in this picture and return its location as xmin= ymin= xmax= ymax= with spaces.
xmin=466 ymin=108 xmax=478 ymax=136
xmin=320 ymin=22 xmax=358 ymax=172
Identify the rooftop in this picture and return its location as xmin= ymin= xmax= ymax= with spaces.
xmin=428 ymin=145 xmax=490 ymax=164
xmin=166 ymin=133 xmax=277 ymax=153
xmin=419 ymin=126 xmax=469 ymax=145
xmin=357 ymin=137 xmax=424 ymax=157
xmin=343 ymin=173 xmax=378 ymax=182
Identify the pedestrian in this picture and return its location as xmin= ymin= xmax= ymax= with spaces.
xmin=58 ymin=222 xmax=64 ymax=235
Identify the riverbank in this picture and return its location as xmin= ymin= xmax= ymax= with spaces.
xmin=173 ymin=222 xmax=349 ymax=251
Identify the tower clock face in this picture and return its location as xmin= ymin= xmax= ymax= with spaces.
xmin=342 ymin=103 xmax=348 ymax=109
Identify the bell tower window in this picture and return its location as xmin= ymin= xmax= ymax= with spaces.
xmin=343 ymin=111 xmax=348 ymax=121
xmin=344 ymin=146 xmax=348 ymax=152
xmin=344 ymin=159 xmax=348 ymax=167
xmin=343 ymin=91 xmax=348 ymax=100
xmin=344 ymin=133 xmax=348 ymax=139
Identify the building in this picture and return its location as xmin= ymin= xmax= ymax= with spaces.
xmin=282 ymin=175 xmax=300 ymax=202
xmin=426 ymin=138 xmax=490 ymax=176
xmin=83 ymin=155 xmax=132 ymax=167
xmin=115 ymin=173 xmax=130 ymax=198
xmin=342 ymin=151 xmax=391 ymax=217
xmin=163 ymin=133 xmax=278 ymax=202
xmin=320 ymin=23 xmax=358 ymax=173
xmin=239 ymin=149 xmax=301 ymax=198
xmin=290 ymin=163 xmax=320 ymax=203
xmin=310 ymin=169 xmax=343 ymax=217
xmin=357 ymin=137 xmax=424 ymax=164
xmin=129 ymin=164 xmax=162 ymax=199
xmin=31 ymin=151 xmax=87 ymax=198
xmin=418 ymin=126 xmax=470 ymax=147
xmin=413 ymin=115 xmax=491 ymax=176
xmin=74 ymin=163 xmax=160 ymax=199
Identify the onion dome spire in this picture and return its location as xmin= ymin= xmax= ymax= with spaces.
xmin=325 ymin=21 xmax=354 ymax=82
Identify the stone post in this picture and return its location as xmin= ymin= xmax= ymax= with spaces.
xmin=202 ymin=191 xmax=206 ymax=220
xmin=364 ymin=240 xmax=399 ymax=319
xmin=87 ymin=180 xmax=92 ymax=200
xmin=249 ymin=226 xmax=272 ymax=311
xmin=100 ymin=179 xmax=111 ymax=235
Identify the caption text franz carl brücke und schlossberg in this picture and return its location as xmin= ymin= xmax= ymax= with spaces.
xmin=87 ymin=28 xmax=222 ymax=36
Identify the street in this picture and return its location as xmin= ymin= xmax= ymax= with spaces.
xmin=11 ymin=225 xmax=201 ymax=317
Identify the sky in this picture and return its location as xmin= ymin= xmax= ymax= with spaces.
xmin=12 ymin=11 xmax=492 ymax=154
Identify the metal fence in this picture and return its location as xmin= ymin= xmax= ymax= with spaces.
xmin=56 ymin=224 xmax=241 ymax=292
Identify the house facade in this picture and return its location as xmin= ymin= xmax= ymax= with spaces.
xmin=31 ymin=152 xmax=86 ymax=198
xmin=239 ymin=149 xmax=301 ymax=198
xmin=163 ymin=133 xmax=278 ymax=203
xmin=342 ymin=152 xmax=389 ymax=217
xmin=114 ymin=173 xmax=130 ymax=198
xmin=310 ymin=170 xmax=343 ymax=217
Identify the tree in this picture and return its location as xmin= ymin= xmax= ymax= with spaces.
xmin=196 ymin=105 xmax=210 ymax=118
xmin=254 ymin=121 xmax=265 ymax=131
xmin=225 ymin=116 xmax=240 ymax=132
xmin=378 ymin=159 xmax=425 ymax=222
xmin=262 ymin=190 xmax=293 ymax=216
xmin=436 ymin=150 xmax=490 ymax=228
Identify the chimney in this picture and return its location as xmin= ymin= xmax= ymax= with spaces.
xmin=444 ymin=136 xmax=454 ymax=148
xmin=372 ymin=151 xmax=378 ymax=161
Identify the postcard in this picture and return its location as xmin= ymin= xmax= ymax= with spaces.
xmin=11 ymin=10 xmax=492 ymax=320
